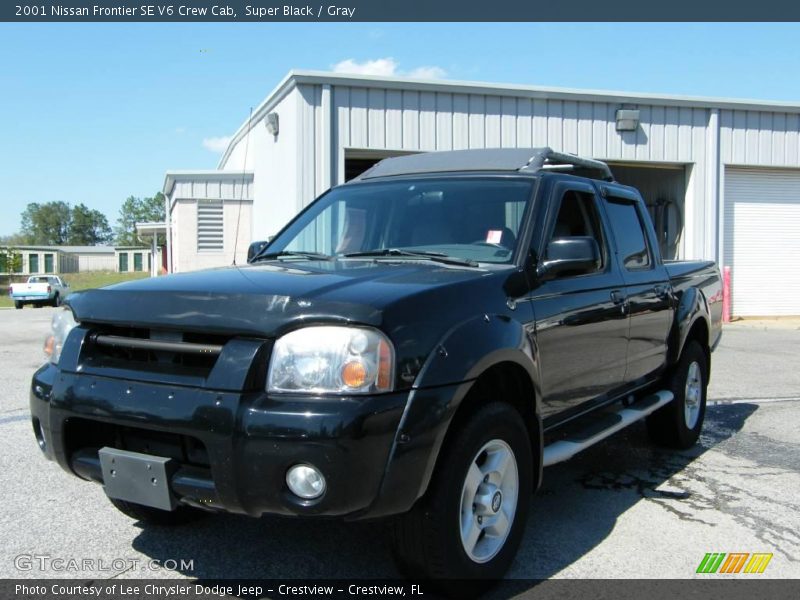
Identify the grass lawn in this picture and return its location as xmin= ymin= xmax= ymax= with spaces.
xmin=0 ymin=271 xmax=150 ymax=308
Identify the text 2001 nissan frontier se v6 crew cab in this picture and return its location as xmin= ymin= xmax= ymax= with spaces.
xmin=30 ymin=148 xmax=721 ymax=589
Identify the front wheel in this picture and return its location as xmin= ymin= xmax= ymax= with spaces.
xmin=389 ymin=402 xmax=533 ymax=589
xmin=646 ymin=340 xmax=708 ymax=449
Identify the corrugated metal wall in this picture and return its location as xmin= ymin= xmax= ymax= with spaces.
xmin=76 ymin=254 xmax=116 ymax=272
xmin=328 ymin=88 xmax=708 ymax=164
xmin=719 ymin=110 xmax=800 ymax=167
xmin=170 ymin=178 xmax=253 ymax=201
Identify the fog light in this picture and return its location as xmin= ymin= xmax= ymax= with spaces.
xmin=286 ymin=464 xmax=326 ymax=499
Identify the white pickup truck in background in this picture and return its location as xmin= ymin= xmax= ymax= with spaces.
xmin=8 ymin=276 xmax=70 ymax=309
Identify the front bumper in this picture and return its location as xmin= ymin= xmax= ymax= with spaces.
xmin=30 ymin=362 xmax=463 ymax=520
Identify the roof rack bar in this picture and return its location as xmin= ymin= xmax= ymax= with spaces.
xmin=524 ymin=148 xmax=615 ymax=181
xmin=351 ymin=147 xmax=614 ymax=182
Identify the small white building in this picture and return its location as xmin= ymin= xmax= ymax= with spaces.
xmin=163 ymin=171 xmax=253 ymax=273
xmin=0 ymin=245 xmax=160 ymax=275
xmin=163 ymin=70 xmax=800 ymax=317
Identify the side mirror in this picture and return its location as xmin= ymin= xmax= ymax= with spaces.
xmin=537 ymin=237 xmax=600 ymax=280
xmin=247 ymin=239 xmax=271 ymax=263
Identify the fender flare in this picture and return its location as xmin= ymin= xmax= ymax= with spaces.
xmin=669 ymin=287 xmax=711 ymax=366
xmin=387 ymin=313 xmax=542 ymax=504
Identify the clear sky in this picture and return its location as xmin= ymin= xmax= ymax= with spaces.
xmin=2 ymin=22 xmax=800 ymax=237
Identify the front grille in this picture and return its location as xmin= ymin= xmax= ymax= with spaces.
xmin=81 ymin=324 xmax=231 ymax=378
xmin=64 ymin=418 xmax=210 ymax=467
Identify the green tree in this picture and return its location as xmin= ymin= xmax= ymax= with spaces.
xmin=18 ymin=202 xmax=113 ymax=246
xmin=0 ymin=232 xmax=27 ymax=246
xmin=68 ymin=203 xmax=113 ymax=245
xmin=115 ymin=193 xmax=166 ymax=246
xmin=0 ymin=246 xmax=22 ymax=274
xmin=20 ymin=201 xmax=72 ymax=245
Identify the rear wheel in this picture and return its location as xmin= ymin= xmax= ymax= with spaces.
xmin=108 ymin=497 xmax=207 ymax=526
xmin=52 ymin=293 xmax=61 ymax=307
xmin=646 ymin=340 xmax=708 ymax=449
xmin=389 ymin=402 xmax=533 ymax=591
xmin=14 ymin=301 xmax=22 ymax=310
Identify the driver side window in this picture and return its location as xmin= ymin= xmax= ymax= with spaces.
xmin=547 ymin=189 xmax=606 ymax=275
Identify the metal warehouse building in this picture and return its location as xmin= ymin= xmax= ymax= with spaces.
xmin=164 ymin=71 xmax=800 ymax=317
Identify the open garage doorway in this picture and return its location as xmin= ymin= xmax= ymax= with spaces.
xmin=608 ymin=162 xmax=688 ymax=260
xmin=343 ymin=149 xmax=418 ymax=182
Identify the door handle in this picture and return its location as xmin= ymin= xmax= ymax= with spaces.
xmin=611 ymin=290 xmax=628 ymax=315
xmin=610 ymin=290 xmax=626 ymax=304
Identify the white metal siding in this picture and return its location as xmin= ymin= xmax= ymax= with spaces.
xmin=724 ymin=167 xmax=800 ymax=316
xmin=329 ymin=87 xmax=708 ymax=164
xmin=720 ymin=110 xmax=800 ymax=167
xmin=77 ymin=254 xmax=116 ymax=272
xmin=171 ymin=178 xmax=252 ymax=201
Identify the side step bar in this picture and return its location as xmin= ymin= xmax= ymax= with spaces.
xmin=542 ymin=390 xmax=674 ymax=467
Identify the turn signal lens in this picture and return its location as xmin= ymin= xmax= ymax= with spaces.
xmin=377 ymin=339 xmax=392 ymax=390
xmin=341 ymin=360 xmax=367 ymax=388
xmin=46 ymin=307 xmax=79 ymax=364
xmin=43 ymin=335 xmax=55 ymax=358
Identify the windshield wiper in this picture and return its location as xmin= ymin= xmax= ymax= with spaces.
xmin=251 ymin=250 xmax=333 ymax=262
xmin=342 ymin=248 xmax=478 ymax=267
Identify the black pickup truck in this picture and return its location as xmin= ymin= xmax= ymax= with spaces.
xmin=31 ymin=148 xmax=721 ymax=585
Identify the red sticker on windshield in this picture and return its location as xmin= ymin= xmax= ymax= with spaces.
xmin=486 ymin=230 xmax=503 ymax=244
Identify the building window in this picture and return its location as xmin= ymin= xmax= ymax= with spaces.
xmin=133 ymin=252 xmax=143 ymax=272
xmin=119 ymin=252 xmax=128 ymax=272
xmin=197 ymin=199 xmax=224 ymax=251
xmin=29 ymin=253 xmax=39 ymax=274
xmin=44 ymin=253 xmax=54 ymax=273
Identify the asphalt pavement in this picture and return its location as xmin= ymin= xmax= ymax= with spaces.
xmin=1 ymin=307 xmax=798 ymax=584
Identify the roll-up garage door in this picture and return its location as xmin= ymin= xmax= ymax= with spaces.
xmin=724 ymin=167 xmax=800 ymax=316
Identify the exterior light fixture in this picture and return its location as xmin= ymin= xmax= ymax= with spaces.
xmin=615 ymin=109 xmax=640 ymax=132
xmin=265 ymin=112 xmax=279 ymax=136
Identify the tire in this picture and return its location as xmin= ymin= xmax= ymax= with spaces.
xmin=646 ymin=340 xmax=708 ymax=449
xmin=14 ymin=301 xmax=22 ymax=310
xmin=52 ymin=293 xmax=61 ymax=307
xmin=389 ymin=402 xmax=533 ymax=593
xmin=108 ymin=497 xmax=207 ymax=526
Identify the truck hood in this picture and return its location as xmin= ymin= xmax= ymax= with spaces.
xmin=66 ymin=260 xmax=498 ymax=337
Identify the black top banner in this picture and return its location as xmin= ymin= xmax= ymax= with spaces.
xmin=4 ymin=0 xmax=800 ymax=22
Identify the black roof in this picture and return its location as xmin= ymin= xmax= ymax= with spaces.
xmin=352 ymin=147 xmax=615 ymax=182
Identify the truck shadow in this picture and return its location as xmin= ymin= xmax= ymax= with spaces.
xmin=129 ymin=403 xmax=757 ymax=592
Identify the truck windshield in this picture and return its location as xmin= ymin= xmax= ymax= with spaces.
xmin=263 ymin=177 xmax=534 ymax=265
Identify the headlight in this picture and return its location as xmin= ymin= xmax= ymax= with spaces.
xmin=44 ymin=307 xmax=78 ymax=364
xmin=268 ymin=326 xmax=394 ymax=394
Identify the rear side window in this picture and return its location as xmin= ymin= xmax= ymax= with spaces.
xmin=604 ymin=198 xmax=651 ymax=270
xmin=547 ymin=189 xmax=606 ymax=272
